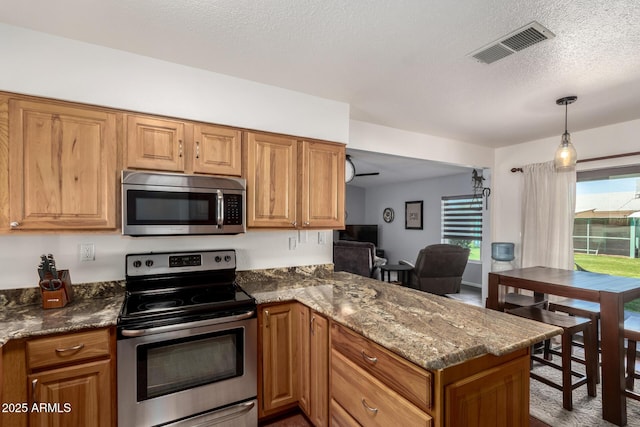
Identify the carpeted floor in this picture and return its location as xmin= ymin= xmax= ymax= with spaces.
xmin=529 ymin=357 xmax=640 ymax=426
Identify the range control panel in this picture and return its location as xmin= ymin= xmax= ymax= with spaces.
xmin=126 ymin=250 xmax=236 ymax=277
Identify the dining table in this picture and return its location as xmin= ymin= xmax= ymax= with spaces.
xmin=487 ymin=266 xmax=640 ymax=426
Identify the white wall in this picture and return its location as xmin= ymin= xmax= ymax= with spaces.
xmin=493 ymin=119 xmax=640 ymax=266
xmin=345 ymin=186 xmax=367 ymax=224
xmin=349 ymin=120 xmax=494 ymax=170
xmin=0 ymin=24 xmax=349 ymax=289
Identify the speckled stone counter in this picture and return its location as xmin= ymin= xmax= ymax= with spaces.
xmin=0 ymin=281 xmax=125 ymax=345
xmin=1 ymin=265 xmax=560 ymax=372
xmin=237 ymin=266 xmax=562 ymax=371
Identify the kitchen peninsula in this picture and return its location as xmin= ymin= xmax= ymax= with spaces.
xmin=1 ymin=267 xmax=560 ymax=427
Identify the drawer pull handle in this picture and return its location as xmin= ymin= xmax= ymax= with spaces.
xmin=55 ymin=343 xmax=85 ymax=354
xmin=32 ymin=379 xmax=38 ymax=404
xmin=361 ymin=398 xmax=378 ymax=414
xmin=361 ymin=350 xmax=378 ymax=364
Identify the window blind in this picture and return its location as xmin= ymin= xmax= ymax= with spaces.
xmin=442 ymin=195 xmax=483 ymax=241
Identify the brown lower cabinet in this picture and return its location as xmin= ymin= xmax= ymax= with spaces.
xmin=0 ymin=327 xmax=116 ymax=427
xmin=259 ymin=302 xmax=531 ymax=427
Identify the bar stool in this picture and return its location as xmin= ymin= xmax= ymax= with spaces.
xmin=504 ymin=292 xmax=547 ymax=309
xmin=547 ymin=298 xmax=601 ymax=383
xmin=507 ymin=306 xmax=598 ymax=411
xmin=624 ymin=314 xmax=640 ymax=402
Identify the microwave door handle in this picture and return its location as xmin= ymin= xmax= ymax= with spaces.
xmin=216 ymin=190 xmax=224 ymax=229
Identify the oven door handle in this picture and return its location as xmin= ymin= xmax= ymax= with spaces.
xmin=163 ymin=400 xmax=256 ymax=427
xmin=120 ymin=310 xmax=255 ymax=337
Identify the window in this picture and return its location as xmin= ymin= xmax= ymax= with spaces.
xmin=441 ymin=195 xmax=482 ymax=261
xmin=574 ymin=165 xmax=640 ymax=309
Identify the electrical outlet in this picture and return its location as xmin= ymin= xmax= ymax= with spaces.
xmin=318 ymin=231 xmax=327 ymax=245
xmin=79 ymin=243 xmax=95 ymax=262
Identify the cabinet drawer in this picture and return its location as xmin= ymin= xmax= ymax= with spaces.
xmin=27 ymin=329 xmax=111 ymax=370
xmin=331 ymin=323 xmax=432 ymax=411
xmin=332 ymin=350 xmax=432 ymax=427
xmin=331 ymin=398 xmax=361 ymax=427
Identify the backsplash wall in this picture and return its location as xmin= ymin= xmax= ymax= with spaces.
xmin=0 ymin=231 xmax=334 ymax=290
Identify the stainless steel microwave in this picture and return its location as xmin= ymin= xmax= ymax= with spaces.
xmin=121 ymin=170 xmax=246 ymax=236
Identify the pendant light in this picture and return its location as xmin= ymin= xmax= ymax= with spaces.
xmin=554 ymin=96 xmax=578 ymax=171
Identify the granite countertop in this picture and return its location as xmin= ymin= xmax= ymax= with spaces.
xmin=0 ymin=281 xmax=125 ymax=345
xmin=0 ymin=266 xmax=561 ymax=372
xmin=237 ymin=266 xmax=562 ymax=371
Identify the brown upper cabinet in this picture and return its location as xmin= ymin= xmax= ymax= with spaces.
xmin=244 ymin=132 xmax=345 ymax=229
xmin=7 ymin=98 xmax=118 ymax=231
xmin=126 ymin=114 xmax=242 ymax=176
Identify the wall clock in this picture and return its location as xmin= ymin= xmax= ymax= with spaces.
xmin=383 ymin=207 xmax=395 ymax=223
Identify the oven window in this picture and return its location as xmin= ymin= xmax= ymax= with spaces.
xmin=128 ymin=190 xmax=216 ymax=225
xmin=137 ymin=328 xmax=244 ymax=401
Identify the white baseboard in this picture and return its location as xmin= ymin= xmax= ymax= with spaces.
xmin=461 ymin=281 xmax=481 ymax=288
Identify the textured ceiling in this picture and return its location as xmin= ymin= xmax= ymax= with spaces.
xmin=1 ymin=0 xmax=640 ymax=148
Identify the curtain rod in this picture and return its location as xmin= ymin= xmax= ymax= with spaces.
xmin=510 ymin=151 xmax=640 ymax=173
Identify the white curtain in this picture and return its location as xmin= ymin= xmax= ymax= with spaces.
xmin=521 ymin=161 xmax=576 ymax=269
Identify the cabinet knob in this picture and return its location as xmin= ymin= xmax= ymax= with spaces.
xmin=10 ymin=221 xmax=19 ymax=228
xmin=291 ymin=221 xmax=297 ymax=227
xmin=303 ymin=221 xmax=310 ymax=226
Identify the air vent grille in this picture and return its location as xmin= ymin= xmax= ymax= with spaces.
xmin=468 ymin=21 xmax=555 ymax=64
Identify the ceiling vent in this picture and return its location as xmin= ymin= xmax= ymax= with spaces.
xmin=468 ymin=21 xmax=555 ymax=64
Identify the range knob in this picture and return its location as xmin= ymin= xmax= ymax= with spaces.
xmin=224 ymin=255 xmax=232 ymax=262
xmin=145 ymin=259 xmax=154 ymax=267
xmin=215 ymin=256 xmax=222 ymax=263
xmin=133 ymin=260 xmax=142 ymax=268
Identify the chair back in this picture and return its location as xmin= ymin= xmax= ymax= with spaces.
xmin=333 ymin=240 xmax=375 ymax=277
xmin=410 ymin=244 xmax=470 ymax=295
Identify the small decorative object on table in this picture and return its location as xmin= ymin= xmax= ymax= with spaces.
xmin=37 ymin=254 xmax=73 ymax=309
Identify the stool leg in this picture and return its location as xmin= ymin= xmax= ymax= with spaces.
xmin=562 ymin=332 xmax=573 ymax=411
xmin=583 ymin=323 xmax=597 ymax=397
xmin=543 ymin=338 xmax=552 ymax=361
xmin=590 ymin=315 xmax=601 ymax=385
xmin=626 ymin=339 xmax=637 ymax=390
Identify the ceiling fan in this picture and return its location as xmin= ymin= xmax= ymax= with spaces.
xmin=345 ymin=154 xmax=380 ymax=183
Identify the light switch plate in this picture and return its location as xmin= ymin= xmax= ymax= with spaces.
xmin=79 ymin=243 xmax=95 ymax=262
xmin=289 ymin=237 xmax=297 ymax=250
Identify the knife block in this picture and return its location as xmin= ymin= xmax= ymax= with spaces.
xmin=40 ymin=269 xmax=73 ymax=309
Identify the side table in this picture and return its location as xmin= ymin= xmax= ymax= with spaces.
xmin=380 ymin=264 xmax=412 ymax=286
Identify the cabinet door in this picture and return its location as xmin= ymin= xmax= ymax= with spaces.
xmin=296 ymin=304 xmax=311 ymax=415
xmin=126 ymin=114 xmax=185 ymax=172
xmin=260 ymin=304 xmax=298 ymax=413
xmin=300 ymin=141 xmax=345 ymax=229
xmin=309 ymin=312 xmax=329 ymax=427
xmin=445 ymin=356 xmax=529 ymax=427
xmin=29 ymin=359 xmax=112 ymax=427
xmin=8 ymin=99 xmax=117 ymax=230
xmin=245 ymin=132 xmax=298 ymax=228
xmin=192 ymin=124 xmax=241 ymax=176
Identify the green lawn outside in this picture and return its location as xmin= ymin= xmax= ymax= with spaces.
xmin=469 ymin=247 xmax=480 ymax=261
xmin=574 ymin=253 xmax=640 ymax=311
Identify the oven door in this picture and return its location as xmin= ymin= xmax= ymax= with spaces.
xmin=117 ymin=313 xmax=257 ymax=427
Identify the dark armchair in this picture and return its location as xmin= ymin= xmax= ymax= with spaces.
xmin=333 ymin=240 xmax=385 ymax=278
xmin=400 ymin=244 xmax=470 ymax=295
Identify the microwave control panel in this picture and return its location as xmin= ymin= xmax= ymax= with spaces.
xmin=224 ymin=194 xmax=243 ymax=225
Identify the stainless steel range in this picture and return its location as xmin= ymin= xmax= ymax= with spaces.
xmin=117 ymin=249 xmax=257 ymax=427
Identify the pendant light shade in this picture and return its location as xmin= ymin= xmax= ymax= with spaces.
xmin=554 ymin=96 xmax=578 ymax=171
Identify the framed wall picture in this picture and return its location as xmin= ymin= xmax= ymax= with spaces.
xmin=405 ymin=201 xmax=423 ymax=230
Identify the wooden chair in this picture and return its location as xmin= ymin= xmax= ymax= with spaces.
xmin=624 ymin=314 xmax=640 ymax=402
xmin=547 ymin=298 xmax=601 ymax=383
xmin=507 ymin=306 xmax=598 ymax=411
